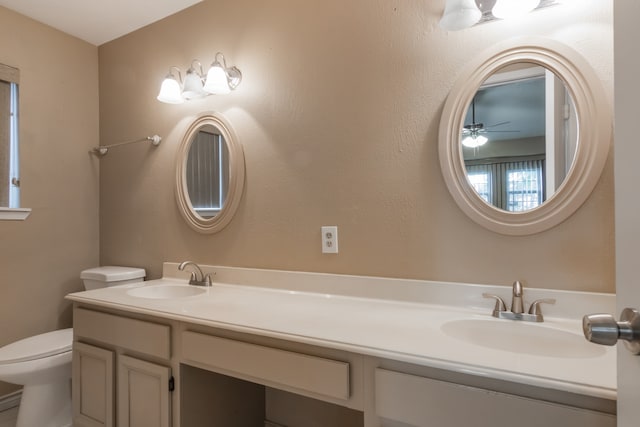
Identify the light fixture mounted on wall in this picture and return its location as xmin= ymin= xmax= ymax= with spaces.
xmin=492 ymin=0 xmax=541 ymax=20
xmin=157 ymin=53 xmax=242 ymax=104
xmin=439 ymin=0 xmax=559 ymax=31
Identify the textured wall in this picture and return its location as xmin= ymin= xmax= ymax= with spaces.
xmin=0 ymin=7 xmax=99 ymax=395
xmin=99 ymin=0 xmax=614 ymax=293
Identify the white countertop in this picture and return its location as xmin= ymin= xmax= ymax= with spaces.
xmin=66 ymin=264 xmax=616 ymax=401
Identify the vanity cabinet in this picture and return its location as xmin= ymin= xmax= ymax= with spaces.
xmin=68 ymin=300 xmax=615 ymax=427
xmin=372 ymin=368 xmax=615 ymax=427
xmin=72 ymin=307 xmax=173 ymax=427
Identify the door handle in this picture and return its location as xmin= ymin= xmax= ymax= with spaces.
xmin=583 ymin=308 xmax=640 ymax=354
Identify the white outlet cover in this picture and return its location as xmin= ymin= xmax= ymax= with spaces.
xmin=321 ymin=226 xmax=338 ymax=254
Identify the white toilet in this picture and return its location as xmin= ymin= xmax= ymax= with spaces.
xmin=0 ymin=266 xmax=145 ymax=427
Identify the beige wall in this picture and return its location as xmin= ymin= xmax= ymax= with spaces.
xmin=0 ymin=7 xmax=99 ymax=394
xmin=99 ymin=0 xmax=614 ymax=293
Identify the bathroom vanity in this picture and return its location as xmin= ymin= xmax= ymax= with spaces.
xmin=66 ymin=263 xmax=616 ymax=427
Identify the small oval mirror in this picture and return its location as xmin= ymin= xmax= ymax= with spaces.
xmin=176 ymin=113 xmax=245 ymax=233
xmin=439 ymin=38 xmax=611 ymax=235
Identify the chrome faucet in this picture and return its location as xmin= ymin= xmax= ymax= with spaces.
xmin=178 ymin=261 xmax=213 ymax=287
xmin=483 ymin=281 xmax=555 ymax=322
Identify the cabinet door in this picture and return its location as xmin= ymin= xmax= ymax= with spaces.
xmin=72 ymin=342 xmax=115 ymax=427
xmin=117 ymin=355 xmax=172 ymax=427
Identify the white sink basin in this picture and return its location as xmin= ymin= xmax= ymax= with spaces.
xmin=127 ymin=284 xmax=207 ymax=299
xmin=441 ymin=319 xmax=606 ymax=358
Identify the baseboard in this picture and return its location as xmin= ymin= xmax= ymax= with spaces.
xmin=0 ymin=390 xmax=21 ymax=412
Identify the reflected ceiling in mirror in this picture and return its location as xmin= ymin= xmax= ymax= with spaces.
xmin=461 ymin=64 xmax=578 ymax=213
xmin=176 ymin=112 xmax=245 ymax=234
xmin=439 ymin=38 xmax=611 ymax=235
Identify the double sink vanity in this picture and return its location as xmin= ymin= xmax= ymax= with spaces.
xmin=67 ymin=262 xmax=616 ymax=427
xmin=104 ymin=36 xmax=617 ymax=426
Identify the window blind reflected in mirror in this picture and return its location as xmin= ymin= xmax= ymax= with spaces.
xmin=466 ymin=157 xmax=545 ymax=211
xmin=186 ymin=130 xmax=229 ymax=219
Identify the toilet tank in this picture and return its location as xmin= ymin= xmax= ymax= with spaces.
xmin=80 ymin=266 xmax=146 ymax=290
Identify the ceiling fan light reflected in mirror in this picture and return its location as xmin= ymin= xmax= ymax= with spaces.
xmin=462 ymin=134 xmax=488 ymax=148
xmin=492 ymin=0 xmax=541 ymax=19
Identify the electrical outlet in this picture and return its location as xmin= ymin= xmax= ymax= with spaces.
xmin=321 ymin=226 xmax=338 ymax=254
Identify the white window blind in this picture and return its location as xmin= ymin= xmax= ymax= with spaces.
xmin=466 ymin=157 xmax=545 ymax=211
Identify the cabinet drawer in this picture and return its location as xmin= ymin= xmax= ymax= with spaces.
xmin=182 ymin=331 xmax=350 ymax=400
xmin=375 ymin=369 xmax=615 ymax=427
xmin=74 ymin=308 xmax=170 ymax=359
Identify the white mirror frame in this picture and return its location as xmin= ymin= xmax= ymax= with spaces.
xmin=175 ymin=112 xmax=245 ymax=234
xmin=439 ymin=37 xmax=611 ymax=235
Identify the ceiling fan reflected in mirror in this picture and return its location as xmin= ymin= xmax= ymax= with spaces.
xmin=461 ymin=97 xmax=519 ymax=148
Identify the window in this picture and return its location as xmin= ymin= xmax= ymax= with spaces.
xmin=467 ymin=171 xmax=491 ymax=204
xmin=506 ymin=166 xmax=544 ymax=212
xmin=0 ymin=64 xmax=19 ymax=208
xmin=185 ymin=130 xmax=229 ymax=218
xmin=466 ymin=158 xmax=545 ymax=212
xmin=0 ymin=63 xmax=28 ymax=220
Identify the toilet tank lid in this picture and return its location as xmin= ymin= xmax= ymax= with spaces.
xmin=0 ymin=328 xmax=73 ymax=364
xmin=80 ymin=266 xmax=146 ymax=282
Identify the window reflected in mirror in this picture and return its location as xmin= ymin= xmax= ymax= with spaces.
xmin=0 ymin=63 xmax=20 ymax=208
xmin=186 ymin=127 xmax=229 ymax=219
xmin=461 ymin=63 xmax=578 ymax=212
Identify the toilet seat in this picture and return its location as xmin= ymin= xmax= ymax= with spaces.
xmin=0 ymin=328 xmax=72 ymax=364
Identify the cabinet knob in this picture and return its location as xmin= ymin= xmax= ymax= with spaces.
xmin=583 ymin=308 xmax=640 ymax=354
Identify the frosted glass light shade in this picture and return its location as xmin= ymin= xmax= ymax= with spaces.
xmin=157 ymin=76 xmax=184 ymax=104
xmin=462 ymin=134 xmax=488 ymax=148
xmin=182 ymin=70 xmax=207 ymax=99
xmin=203 ymin=64 xmax=231 ymax=94
xmin=492 ymin=0 xmax=540 ymax=19
xmin=439 ymin=0 xmax=482 ymax=31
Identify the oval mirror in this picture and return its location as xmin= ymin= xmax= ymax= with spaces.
xmin=176 ymin=113 xmax=245 ymax=233
xmin=462 ymin=63 xmax=578 ymax=212
xmin=439 ymin=38 xmax=611 ymax=235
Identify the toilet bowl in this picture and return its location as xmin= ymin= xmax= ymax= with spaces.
xmin=0 ymin=266 xmax=145 ymax=427
xmin=0 ymin=329 xmax=73 ymax=427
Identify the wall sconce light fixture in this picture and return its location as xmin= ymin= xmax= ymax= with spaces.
xmin=439 ymin=0 xmax=482 ymax=31
xmin=439 ymin=0 xmax=558 ymax=31
xmin=157 ymin=66 xmax=184 ymax=104
xmin=492 ymin=0 xmax=540 ymax=19
xmin=157 ymin=53 xmax=242 ymax=104
xmin=182 ymin=61 xmax=207 ymax=100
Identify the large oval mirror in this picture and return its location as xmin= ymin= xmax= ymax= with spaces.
xmin=176 ymin=113 xmax=245 ymax=233
xmin=462 ymin=63 xmax=578 ymax=212
xmin=439 ymin=38 xmax=611 ymax=235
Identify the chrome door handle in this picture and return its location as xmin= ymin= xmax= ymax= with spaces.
xmin=583 ymin=308 xmax=640 ymax=354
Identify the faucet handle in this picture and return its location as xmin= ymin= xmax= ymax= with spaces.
xmin=203 ymin=272 xmax=215 ymax=286
xmin=528 ymin=298 xmax=556 ymax=315
xmin=483 ymin=293 xmax=507 ymax=317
